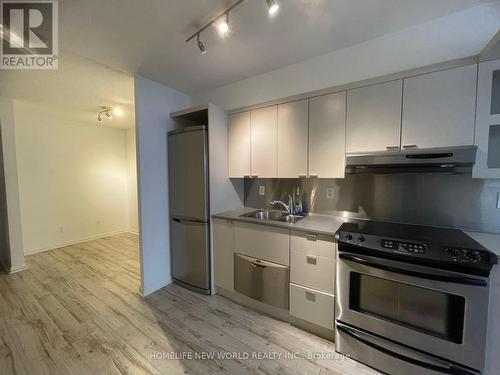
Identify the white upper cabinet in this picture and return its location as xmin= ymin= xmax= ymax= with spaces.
xmin=251 ymin=106 xmax=278 ymax=178
xmin=277 ymin=100 xmax=308 ymax=178
xmin=309 ymin=92 xmax=346 ymax=178
xmin=473 ymin=59 xmax=500 ymax=179
xmin=346 ymin=80 xmax=403 ymax=154
xmin=228 ymin=111 xmax=251 ymax=177
xmin=401 ymin=64 xmax=477 ymax=150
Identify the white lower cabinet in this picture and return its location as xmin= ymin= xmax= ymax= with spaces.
xmin=213 ymin=218 xmax=234 ymax=291
xmin=289 ymin=283 xmax=335 ymax=330
xmin=233 ymin=222 xmax=290 ymax=266
xmin=290 ymin=251 xmax=334 ymax=294
xmin=289 ymin=230 xmax=336 ymax=331
xmin=290 ymin=230 xmax=336 ymax=294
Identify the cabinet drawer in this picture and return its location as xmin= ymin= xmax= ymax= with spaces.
xmin=290 ymin=283 xmax=334 ymax=330
xmin=290 ymin=251 xmax=334 ymax=294
xmin=291 ymin=230 xmax=335 ymax=259
xmin=234 ymin=222 xmax=290 ymax=266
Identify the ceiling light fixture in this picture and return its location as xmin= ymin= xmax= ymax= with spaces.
xmin=218 ymin=13 xmax=229 ymax=34
xmin=112 ymin=106 xmax=124 ymax=117
xmin=186 ymin=0 xmax=281 ymax=54
xmin=97 ymin=106 xmax=115 ymax=122
xmin=197 ymin=34 xmax=207 ymax=55
xmin=266 ymin=0 xmax=279 ymax=15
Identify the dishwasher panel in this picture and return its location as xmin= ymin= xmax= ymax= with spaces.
xmin=234 ymin=253 xmax=289 ymax=309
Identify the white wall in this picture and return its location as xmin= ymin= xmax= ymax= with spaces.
xmin=14 ymin=101 xmax=131 ymax=254
xmin=126 ymin=128 xmax=139 ymax=233
xmin=193 ymin=3 xmax=500 ymax=110
xmin=134 ymin=75 xmax=191 ymax=296
xmin=0 ymin=97 xmax=25 ymax=273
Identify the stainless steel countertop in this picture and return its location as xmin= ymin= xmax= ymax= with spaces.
xmin=212 ymin=207 xmax=500 ymax=258
xmin=212 ymin=207 xmax=356 ymax=237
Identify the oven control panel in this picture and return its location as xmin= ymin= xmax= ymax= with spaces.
xmin=445 ymin=247 xmax=483 ymax=263
xmin=381 ymin=239 xmax=426 ymax=255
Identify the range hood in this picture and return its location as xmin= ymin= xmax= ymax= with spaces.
xmin=345 ymin=145 xmax=477 ymax=174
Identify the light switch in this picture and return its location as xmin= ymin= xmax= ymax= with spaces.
xmin=259 ymin=185 xmax=265 ymax=196
xmin=326 ymin=187 xmax=334 ymax=199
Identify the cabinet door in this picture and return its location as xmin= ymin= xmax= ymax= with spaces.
xmin=228 ymin=111 xmax=251 ymax=177
xmin=402 ymin=65 xmax=477 ymax=149
xmin=277 ymin=100 xmax=308 ymax=178
xmin=346 ymin=80 xmax=402 ymax=154
xmin=309 ymin=92 xmax=346 ymax=178
xmin=234 ymin=222 xmax=289 ymax=266
xmin=251 ymin=106 xmax=277 ymax=178
xmin=213 ymin=218 xmax=234 ymax=291
xmin=473 ymin=59 xmax=500 ymax=178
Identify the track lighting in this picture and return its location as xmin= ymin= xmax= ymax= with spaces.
xmin=218 ymin=13 xmax=229 ymax=34
xmin=197 ymin=34 xmax=207 ymax=55
xmin=186 ymin=0 xmax=280 ymax=54
xmin=97 ymin=106 xmax=124 ymax=122
xmin=266 ymin=0 xmax=279 ymax=15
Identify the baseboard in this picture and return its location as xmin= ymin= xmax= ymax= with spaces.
xmin=141 ymin=278 xmax=172 ymax=297
xmin=1 ymin=262 xmax=27 ymax=274
xmin=9 ymin=263 xmax=27 ymax=274
xmin=24 ymin=230 xmax=133 ymax=255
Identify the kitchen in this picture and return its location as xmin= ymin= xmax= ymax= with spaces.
xmin=167 ymin=20 xmax=500 ymax=375
xmin=1 ymin=1 xmax=500 ymax=375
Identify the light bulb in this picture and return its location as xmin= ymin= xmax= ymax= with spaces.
xmin=218 ymin=21 xmax=229 ymax=33
xmin=112 ymin=107 xmax=124 ymax=117
xmin=266 ymin=0 xmax=279 ymax=15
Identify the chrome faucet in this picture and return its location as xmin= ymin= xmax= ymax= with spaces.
xmin=270 ymin=193 xmax=293 ymax=215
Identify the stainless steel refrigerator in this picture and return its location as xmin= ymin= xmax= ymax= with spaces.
xmin=168 ymin=125 xmax=211 ymax=295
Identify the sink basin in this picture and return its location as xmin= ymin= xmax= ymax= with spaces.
xmin=241 ymin=210 xmax=305 ymax=224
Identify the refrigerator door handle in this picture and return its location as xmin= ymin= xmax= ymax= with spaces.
xmin=172 ymin=217 xmax=207 ymax=224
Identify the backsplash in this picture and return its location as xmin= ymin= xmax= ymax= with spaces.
xmin=244 ymin=174 xmax=500 ymax=234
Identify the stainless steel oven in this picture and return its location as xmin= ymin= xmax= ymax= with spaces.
xmin=335 ymin=221 xmax=496 ymax=375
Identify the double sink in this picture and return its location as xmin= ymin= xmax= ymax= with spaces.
xmin=241 ymin=210 xmax=305 ymax=224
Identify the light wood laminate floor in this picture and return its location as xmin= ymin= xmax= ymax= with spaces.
xmin=0 ymin=233 xmax=379 ymax=375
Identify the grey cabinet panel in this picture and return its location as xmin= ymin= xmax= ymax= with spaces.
xmin=402 ymin=64 xmax=477 ymax=149
xmin=228 ymin=112 xmax=251 ymax=177
xmin=346 ymin=80 xmax=402 ymax=153
xmin=309 ymin=92 xmax=346 ymax=178
xmin=277 ymin=100 xmax=308 ymax=178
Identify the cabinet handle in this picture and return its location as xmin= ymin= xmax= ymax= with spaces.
xmin=250 ymin=175 xmax=259 ymax=178
xmin=386 ymin=145 xmax=399 ymax=151
xmin=306 ymin=256 xmax=317 ymax=265
xmin=298 ymin=174 xmax=307 ymax=178
xmin=309 ymin=173 xmax=318 ymax=178
xmin=305 ymin=233 xmax=317 ymax=241
xmin=305 ymin=291 xmax=316 ymax=302
xmin=402 ymin=144 xmax=417 ymax=149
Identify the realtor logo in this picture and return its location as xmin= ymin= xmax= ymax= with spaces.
xmin=0 ymin=0 xmax=58 ymax=69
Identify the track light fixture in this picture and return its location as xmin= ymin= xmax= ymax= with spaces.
xmin=97 ymin=106 xmax=124 ymax=122
xmin=218 ymin=13 xmax=229 ymax=34
xmin=266 ymin=0 xmax=279 ymax=15
xmin=197 ymin=34 xmax=207 ymax=55
xmin=186 ymin=0 xmax=280 ymax=54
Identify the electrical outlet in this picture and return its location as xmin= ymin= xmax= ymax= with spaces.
xmin=259 ymin=185 xmax=265 ymax=196
xmin=58 ymin=226 xmax=63 ymax=234
xmin=96 ymin=220 xmax=101 ymax=226
xmin=497 ymin=193 xmax=500 ymax=209
xmin=326 ymin=187 xmax=335 ymax=199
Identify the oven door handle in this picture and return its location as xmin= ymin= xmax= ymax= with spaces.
xmin=339 ymin=253 xmax=487 ymax=287
xmin=336 ymin=322 xmax=479 ymax=375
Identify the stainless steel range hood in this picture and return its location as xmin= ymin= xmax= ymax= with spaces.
xmin=345 ymin=145 xmax=477 ymax=174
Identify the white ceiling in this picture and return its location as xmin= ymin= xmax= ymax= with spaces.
xmin=60 ymin=0 xmax=488 ymax=95
xmin=0 ymin=52 xmax=135 ymax=129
